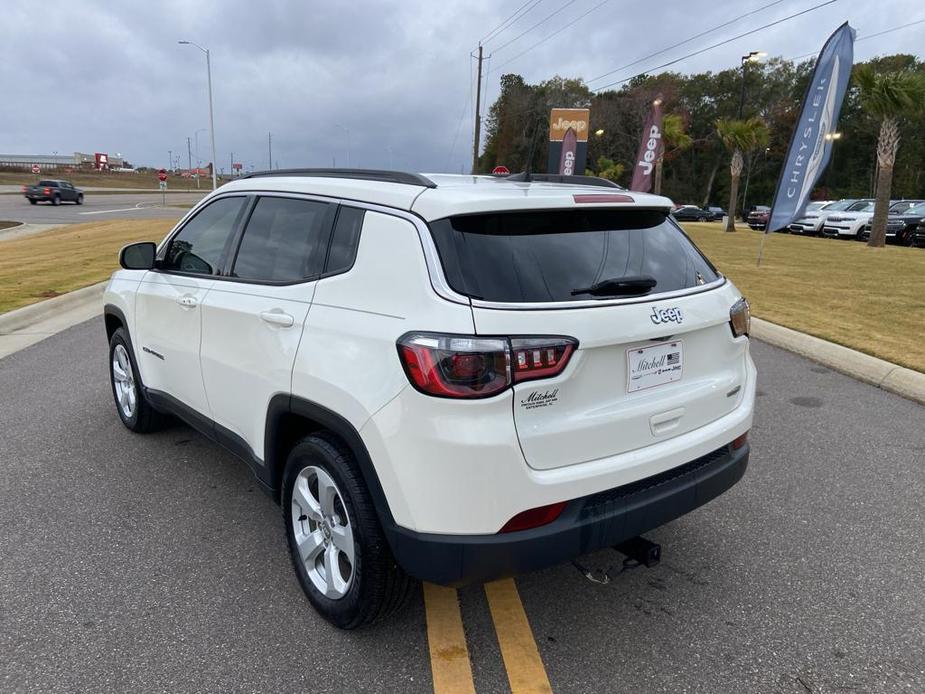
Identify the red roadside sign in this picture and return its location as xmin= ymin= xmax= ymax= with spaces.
xmin=158 ymin=170 xmax=168 ymax=182
xmin=31 ymin=164 xmax=40 ymax=174
xmin=492 ymin=165 xmax=510 ymax=175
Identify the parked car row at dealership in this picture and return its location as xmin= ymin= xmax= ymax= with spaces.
xmin=789 ymin=198 xmax=925 ymax=245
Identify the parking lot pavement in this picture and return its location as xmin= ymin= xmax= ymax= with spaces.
xmin=0 ymin=192 xmax=204 ymax=225
xmin=1 ymin=320 xmax=923 ymax=693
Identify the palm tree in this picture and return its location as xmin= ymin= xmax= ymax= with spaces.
xmin=715 ymin=118 xmax=770 ymax=232
xmin=854 ymin=65 xmax=925 ymax=247
xmin=654 ymin=114 xmax=693 ymax=195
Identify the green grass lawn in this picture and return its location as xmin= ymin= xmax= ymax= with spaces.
xmin=1 ymin=218 xmax=922 ymax=373
xmin=683 ymin=222 xmax=925 ymax=372
xmin=0 ymin=220 xmax=174 ymax=313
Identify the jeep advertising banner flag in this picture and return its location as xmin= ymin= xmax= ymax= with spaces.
xmin=629 ymin=97 xmax=663 ymax=192
xmin=766 ymin=22 xmax=855 ymax=233
xmin=547 ymin=108 xmax=589 ymax=175
xmin=558 ymin=128 xmax=579 ymax=175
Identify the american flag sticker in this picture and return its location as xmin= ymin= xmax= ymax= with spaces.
xmin=667 ymin=351 xmax=680 ymax=366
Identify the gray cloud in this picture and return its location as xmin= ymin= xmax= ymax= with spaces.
xmin=1 ymin=0 xmax=920 ymax=173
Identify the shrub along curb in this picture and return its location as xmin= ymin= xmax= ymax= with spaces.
xmin=751 ymin=317 xmax=925 ymax=406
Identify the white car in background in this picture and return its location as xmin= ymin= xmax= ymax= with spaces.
xmin=789 ymin=199 xmax=862 ymax=236
xmin=822 ymin=200 xmax=877 ymax=239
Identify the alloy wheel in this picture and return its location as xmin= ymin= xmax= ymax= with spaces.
xmin=291 ymin=465 xmax=355 ymax=599
xmin=111 ymin=344 xmax=137 ymax=419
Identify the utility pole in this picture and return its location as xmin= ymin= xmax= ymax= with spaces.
xmin=230 ymin=152 xmax=234 ymax=178
xmin=168 ymin=149 xmax=172 ymax=172
xmin=471 ymin=44 xmax=484 ymax=174
xmin=268 ymin=132 xmax=273 ymax=170
xmin=187 ymin=137 xmax=193 ymax=191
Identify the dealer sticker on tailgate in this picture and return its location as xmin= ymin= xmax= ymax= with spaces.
xmin=627 ymin=341 xmax=683 ymax=393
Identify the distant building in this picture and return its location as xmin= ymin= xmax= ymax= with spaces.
xmin=0 ymin=152 xmax=130 ymax=171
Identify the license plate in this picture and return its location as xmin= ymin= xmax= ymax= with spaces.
xmin=626 ymin=341 xmax=683 ymax=393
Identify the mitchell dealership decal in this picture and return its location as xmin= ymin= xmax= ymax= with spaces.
xmin=520 ymin=388 xmax=559 ymax=410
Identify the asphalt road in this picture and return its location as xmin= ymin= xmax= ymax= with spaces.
xmin=1 ymin=321 xmax=922 ymax=693
xmin=0 ymin=191 xmax=205 ymax=225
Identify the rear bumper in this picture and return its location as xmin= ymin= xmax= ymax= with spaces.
xmin=386 ymin=441 xmax=749 ymax=586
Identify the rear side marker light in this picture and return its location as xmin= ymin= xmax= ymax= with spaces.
xmin=397 ymin=332 xmax=577 ymax=399
xmin=732 ymin=432 xmax=749 ymax=450
xmin=499 ymin=501 xmax=567 ymax=533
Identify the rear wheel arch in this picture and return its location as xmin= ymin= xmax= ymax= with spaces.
xmin=265 ymin=395 xmax=397 ymax=529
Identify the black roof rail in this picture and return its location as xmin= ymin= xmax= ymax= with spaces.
xmin=502 ymin=172 xmax=623 ymax=189
xmin=239 ymin=168 xmax=437 ymax=188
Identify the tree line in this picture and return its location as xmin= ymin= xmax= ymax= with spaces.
xmin=478 ymin=54 xmax=925 ymax=232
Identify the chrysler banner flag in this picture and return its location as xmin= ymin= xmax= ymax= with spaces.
xmin=630 ymin=97 xmax=663 ymax=193
xmin=767 ymin=22 xmax=855 ymax=233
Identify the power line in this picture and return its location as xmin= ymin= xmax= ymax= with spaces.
xmin=789 ymin=17 xmax=925 ymax=61
xmin=588 ymin=0 xmax=788 ymax=84
xmin=492 ymin=0 xmax=612 ymax=73
xmin=480 ymin=0 xmax=544 ymax=45
xmin=491 ymin=0 xmax=579 ymax=54
xmin=593 ymin=0 xmax=839 ymax=92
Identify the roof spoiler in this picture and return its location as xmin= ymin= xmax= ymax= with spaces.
xmin=503 ymin=173 xmax=623 ymax=189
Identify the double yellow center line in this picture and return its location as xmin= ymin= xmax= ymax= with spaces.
xmin=424 ymin=579 xmax=553 ymax=694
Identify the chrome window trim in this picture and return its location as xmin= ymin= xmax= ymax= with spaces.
xmin=162 ymin=188 xmax=725 ymax=310
xmin=161 ymin=188 xmax=472 ymax=306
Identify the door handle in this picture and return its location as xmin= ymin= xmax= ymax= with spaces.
xmin=176 ymin=294 xmax=198 ymax=308
xmin=260 ymin=310 xmax=294 ymax=328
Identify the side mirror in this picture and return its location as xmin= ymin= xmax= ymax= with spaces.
xmin=120 ymin=242 xmax=156 ymax=270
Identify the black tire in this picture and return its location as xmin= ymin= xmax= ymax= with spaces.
xmin=28 ymin=198 xmax=36 ymax=205
xmin=108 ymin=327 xmax=165 ymax=433
xmin=51 ymin=195 xmax=60 ymax=206
xmin=76 ymin=194 xmax=83 ymax=205
xmin=698 ymin=216 xmax=707 ymax=222
xmin=282 ymin=433 xmax=415 ymax=629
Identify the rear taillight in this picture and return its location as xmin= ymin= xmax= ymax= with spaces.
xmin=510 ymin=337 xmax=576 ymax=383
xmin=43 ymin=187 xmax=51 ymax=195
xmin=21 ymin=186 xmax=27 ymax=193
xmin=397 ymin=332 xmax=577 ymax=399
xmin=729 ymin=297 xmax=750 ymax=338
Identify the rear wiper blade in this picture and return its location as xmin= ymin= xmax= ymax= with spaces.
xmin=571 ymin=275 xmax=657 ymax=297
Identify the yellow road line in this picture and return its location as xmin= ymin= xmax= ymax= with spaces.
xmin=484 ymin=578 xmax=553 ymax=694
xmin=423 ymin=582 xmax=476 ymax=694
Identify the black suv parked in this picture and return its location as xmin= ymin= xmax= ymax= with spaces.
xmin=859 ymin=200 xmax=925 ymax=245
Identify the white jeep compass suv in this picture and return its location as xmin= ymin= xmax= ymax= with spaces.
xmin=104 ymin=169 xmax=755 ymax=629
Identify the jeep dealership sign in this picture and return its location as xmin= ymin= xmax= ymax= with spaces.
xmin=630 ymin=97 xmax=663 ymax=192
xmin=547 ymin=108 xmax=589 ymax=175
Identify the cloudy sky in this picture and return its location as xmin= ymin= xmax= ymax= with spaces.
xmin=1 ymin=0 xmax=921 ymax=174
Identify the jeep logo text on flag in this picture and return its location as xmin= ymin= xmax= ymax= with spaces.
xmin=630 ymin=97 xmax=664 ymax=193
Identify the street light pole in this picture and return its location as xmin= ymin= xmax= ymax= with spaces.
xmin=737 ymin=51 xmax=766 ymax=119
xmin=179 ymin=40 xmax=218 ymax=190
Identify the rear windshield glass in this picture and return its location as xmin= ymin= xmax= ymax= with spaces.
xmin=37 ymin=180 xmax=56 ymax=187
xmin=429 ymin=209 xmax=720 ymax=303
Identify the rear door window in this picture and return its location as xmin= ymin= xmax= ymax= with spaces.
xmin=324 ymin=206 xmax=365 ymax=274
xmin=430 ymin=209 xmax=719 ymax=303
xmin=231 ymin=196 xmax=335 ymax=283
